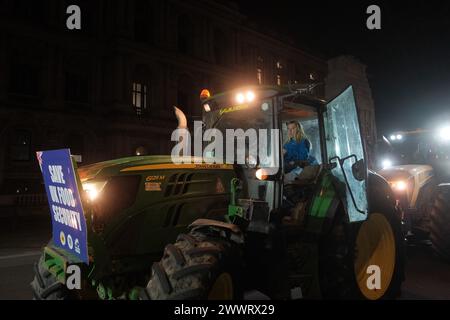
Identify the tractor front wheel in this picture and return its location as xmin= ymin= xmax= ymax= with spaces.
xmin=31 ymin=254 xmax=72 ymax=300
xmin=141 ymin=229 xmax=243 ymax=300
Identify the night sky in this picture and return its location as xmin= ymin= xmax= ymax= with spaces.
xmin=238 ymin=1 xmax=450 ymax=136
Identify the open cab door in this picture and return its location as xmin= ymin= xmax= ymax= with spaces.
xmin=324 ymin=86 xmax=368 ymax=222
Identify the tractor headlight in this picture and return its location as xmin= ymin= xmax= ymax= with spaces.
xmin=235 ymin=90 xmax=256 ymax=104
xmin=438 ymin=126 xmax=450 ymax=142
xmin=390 ymin=180 xmax=407 ymax=192
xmin=382 ymin=159 xmax=393 ymax=169
xmin=82 ymin=181 xmax=107 ymax=201
xmin=255 ymin=168 xmax=268 ymax=180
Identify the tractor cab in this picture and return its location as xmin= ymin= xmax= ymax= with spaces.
xmin=200 ymin=85 xmax=369 ymax=224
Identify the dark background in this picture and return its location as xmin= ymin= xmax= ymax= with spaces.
xmin=239 ymin=1 xmax=450 ymax=135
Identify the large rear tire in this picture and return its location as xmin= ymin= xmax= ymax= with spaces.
xmin=429 ymin=185 xmax=450 ymax=260
xmin=31 ymin=254 xmax=71 ymax=300
xmin=141 ymin=227 xmax=243 ymax=300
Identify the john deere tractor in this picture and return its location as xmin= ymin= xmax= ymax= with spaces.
xmin=32 ymin=85 xmax=405 ymax=300
xmin=141 ymin=85 xmax=405 ymax=300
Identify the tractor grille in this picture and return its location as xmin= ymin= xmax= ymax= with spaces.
xmin=163 ymin=173 xmax=215 ymax=197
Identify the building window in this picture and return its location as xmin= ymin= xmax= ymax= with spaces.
xmin=276 ymin=60 xmax=284 ymax=86
xmin=132 ymin=82 xmax=148 ymax=116
xmin=257 ymin=68 xmax=263 ymax=85
xmin=256 ymin=56 xmax=264 ymax=85
xmin=132 ymin=65 xmax=151 ymax=117
xmin=10 ymin=130 xmax=31 ymax=162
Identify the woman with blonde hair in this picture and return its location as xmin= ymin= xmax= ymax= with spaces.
xmin=283 ymin=120 xmax=315 ymax=173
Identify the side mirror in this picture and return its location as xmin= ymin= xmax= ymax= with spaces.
xmin=352 ymin=159 xmax=366 ymax=181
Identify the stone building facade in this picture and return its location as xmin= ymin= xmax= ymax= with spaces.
xmin=0 ymin=0 xmax=327 ymax=195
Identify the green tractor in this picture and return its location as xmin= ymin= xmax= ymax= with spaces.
xmin=141 ymin=85 xmax=405 ymax=300
xmin=31 ymin=85 xmax=405 ymax=300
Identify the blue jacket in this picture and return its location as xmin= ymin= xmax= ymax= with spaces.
xmin=284 ymin=138 xmax=311 ymax=163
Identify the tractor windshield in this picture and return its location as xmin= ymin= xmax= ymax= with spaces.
xmin=202 ymin=93 xmax=277 ymax=169
xmin=201 ymin=90 xmax=280 ymax=208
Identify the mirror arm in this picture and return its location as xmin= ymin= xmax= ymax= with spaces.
xmin=329 ymin=155 xmax=366 ymax=214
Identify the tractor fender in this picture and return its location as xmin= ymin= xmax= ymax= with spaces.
xmin=189 ymin=219 xmax=244 ymax=244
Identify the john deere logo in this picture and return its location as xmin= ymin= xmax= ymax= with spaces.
xmin=60 ymin=231 xmax=66 ymax=246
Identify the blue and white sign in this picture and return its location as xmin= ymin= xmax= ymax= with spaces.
xmin=37 ymin=149 xmax=89 ymax=265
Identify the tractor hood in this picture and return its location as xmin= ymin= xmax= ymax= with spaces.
xmin=77 ymin=155 xmax=232 ymax=182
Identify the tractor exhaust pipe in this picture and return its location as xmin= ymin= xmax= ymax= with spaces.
xmin=174 ymin=106 xmax=187 ymax=129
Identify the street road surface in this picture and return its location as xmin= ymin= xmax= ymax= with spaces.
xmin=1 ymin=216 xmax=449 ymax=300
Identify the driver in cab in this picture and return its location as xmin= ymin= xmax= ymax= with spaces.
xmin=283 ymin=120 xmax=317 ymax=183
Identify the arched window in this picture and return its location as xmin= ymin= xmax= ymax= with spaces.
xmin=177 ymin=15 xmax=194 ymax=55
xmin=132 ymin=65 xmax=151 ymax=117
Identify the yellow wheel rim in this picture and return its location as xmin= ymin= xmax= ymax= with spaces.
xmin=208 ymin=272 xmax=234 ymax=300
xmin=354 ymin=213 xmax=396 ymax=300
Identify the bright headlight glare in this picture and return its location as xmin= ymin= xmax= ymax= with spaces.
xmin=82 ymin=181 xmax=107 ymax=201
xmin=236 ymin=91 xmax=256 ymax=104
xmin=391 ymin=180 xmax=407 ymax=191
xmin=382 ymin=159 xmax=392 ymax=169
xmin=438 ymin=126 xmax=450 ymax=141
xmin=255 ymin=168 xmax=268 ymax=180
xmin=236 ymin=93 xmax=245 ymax=104
xmin=246 ymin=91 xmax=255 ymax=102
